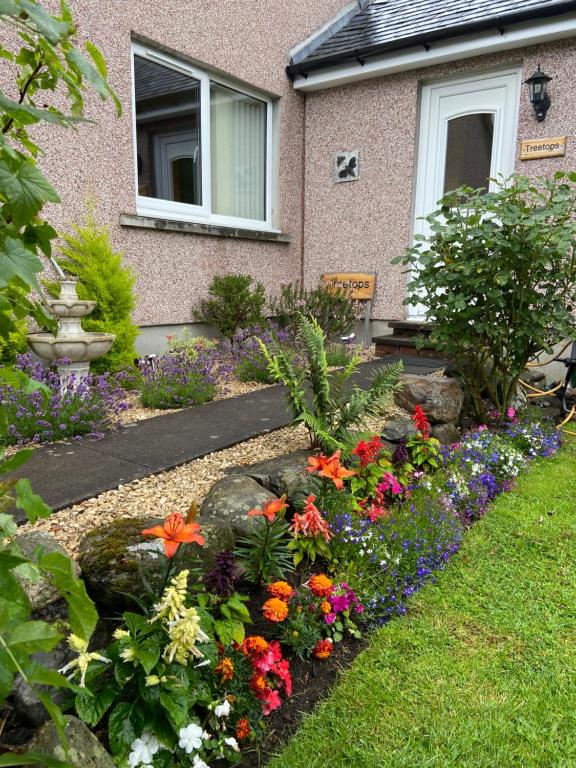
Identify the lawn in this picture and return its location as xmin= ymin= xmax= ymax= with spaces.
xmin=269 ymin=439 xmax=576 ymax=768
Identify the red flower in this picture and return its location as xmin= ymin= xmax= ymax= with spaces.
xmin=236 ymin=718 xmax=251 ymax=741
xmin=290 ymin=495 xmax=331 ymax=543
xmin=142 ymin=513 xmax=204 ymax=558
xmin=313 ymin=638 xmax=334 ymax=660
xmin=412 ymin=405 xmax=430 ymax=439
xmin=352 ymin=435 xmax=384 ymax=468
xmin=307 ymin=451 xmax=356 ymax=490
xmin=247 ymin=495 xmax=288 ymax=523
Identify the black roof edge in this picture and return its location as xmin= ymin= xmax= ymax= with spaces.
xmin=287 ymin=0 xmax=576 ymax=79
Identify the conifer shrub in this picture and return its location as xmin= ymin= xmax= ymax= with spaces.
xmin=51 ymin=214 xmax=139 ymax=374
xmin=193 ymin=274 xmax=266 ymax=345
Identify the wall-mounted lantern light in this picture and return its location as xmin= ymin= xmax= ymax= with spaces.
xmin=525 ymin=65 xmax=552 ymax=122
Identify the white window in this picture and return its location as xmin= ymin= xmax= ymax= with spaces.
xmin=131 ymin=43 xmax=275 ymax=230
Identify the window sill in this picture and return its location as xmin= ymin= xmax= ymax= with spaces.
xmin=119 ymin=214 xmax=291 ymax=243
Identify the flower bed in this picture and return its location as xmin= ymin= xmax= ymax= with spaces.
xmin=11 ymin=407 xmax=560 ymax=768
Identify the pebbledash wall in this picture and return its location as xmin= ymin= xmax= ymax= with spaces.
xmin=301 ymin=38 xmax=576 ymax=327
xmin=37 ymin=0 xmax=345 ymax=353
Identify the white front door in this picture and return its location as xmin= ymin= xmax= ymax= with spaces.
xmin=409 ymin=68 xmax=522 ymax=319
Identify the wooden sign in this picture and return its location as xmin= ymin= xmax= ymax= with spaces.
xmin=520 ymin=136 xmax=567 ymax=160
xmin=322 ymin=272 xmax=376 ymax=301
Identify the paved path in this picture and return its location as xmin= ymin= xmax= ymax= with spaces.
xmin=10 ymin=356 xmax=445 ymax=520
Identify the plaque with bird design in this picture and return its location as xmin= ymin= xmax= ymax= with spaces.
xmin=334 ymin=151 xmax=359 ymax=182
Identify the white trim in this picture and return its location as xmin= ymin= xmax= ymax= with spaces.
xmin=130 ymin=42 xmax=275 ymax=230
xmin=293 ymin=13 xmax=576 ymax=91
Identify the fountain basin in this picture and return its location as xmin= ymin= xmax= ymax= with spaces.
xmin=27 ymin=332 xmax=115 ymax=363
xmin=46 ymin=299 xmax=97 ymax=318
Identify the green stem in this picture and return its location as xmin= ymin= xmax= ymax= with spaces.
xmin=0 ymin=634 xmax=29 ymax=682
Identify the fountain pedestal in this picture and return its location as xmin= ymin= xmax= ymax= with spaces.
xmin=27 ymin=278 xmax=115 ymax=391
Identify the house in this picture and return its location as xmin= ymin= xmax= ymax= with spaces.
xmin=41 ymin=0 xmax=576 ymax=352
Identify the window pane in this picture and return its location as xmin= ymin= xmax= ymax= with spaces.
xmin=134 ymin=55 xmax=201 ymax=205
xmin=210 ymin=83 xmax=267 ymax=221
xmin=443 ymin=113 xmax=494 ymax=194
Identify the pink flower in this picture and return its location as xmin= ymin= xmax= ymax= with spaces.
xmin=290 ymin=495 xmax=331 ymax=542
xmin=377 ymin=473 xmax=403 ymax=496
xmin=324 ymin=612 xmax=337 ymax=624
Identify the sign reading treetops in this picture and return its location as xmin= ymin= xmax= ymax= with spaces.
xmin=321 ymin=272 xmax=376 ymax=300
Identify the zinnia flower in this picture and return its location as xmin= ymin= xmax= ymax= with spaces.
xmin=215 ymin=657 xmax=234 ymax=683
xmin=309 ymin=574 xmax=333 ymax=597
xmin=236 ymin=718 xmax=251 ymax=741
xmin=313 ymin=638 xmax=333 ymax=660
xmin=247 ymin=494 xmax=288 ymax=522
xmin=262 ymin=597 xmax=289 ymax=622
xmin=267 ymin=581 xmax=295 ymax=601
xmin=307 ymin=451 xmax=356 ymax=490
xmin=142 ymin=512 xmax=204 ymax=558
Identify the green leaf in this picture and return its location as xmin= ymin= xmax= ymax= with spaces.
xmin=0 ymin=448 xmax=34 ymax=475
xmin=160 ymin=686 xmax=189 ymax=731
xmin=0 ymin=236 xmax=43 ymax=291
xmin=37 ymin=552 xmax=97 ymax=641
xmin=0 ymin=157 xmax=60 ymax=226
xmin=65 ymin=48 xmax=121 ymax=115
xmin=0 ymin=753 xmax=69 ymax=767
xmin=14 ymin=478 xmax=51 ymax=522
xmin=8 ymin=620 xmax=61 ymax=655
xmin=26 ymin=663 xmax=69 ymax=689
xmin=19 ymin=0 xmax=71 ymax=42
xmin=75 ymin=684 xmax=116 ymax=727
xmin=108 ymin=701 xmax=137 ymax=755
xmin=135 ymin=640 xmax=160 ymax=675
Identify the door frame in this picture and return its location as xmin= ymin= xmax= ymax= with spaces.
xmin=408 ymin=66 xmax=522 ymax=319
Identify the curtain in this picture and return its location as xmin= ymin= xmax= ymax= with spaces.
xmin=210 ymin=83 xmax=267 ymax=221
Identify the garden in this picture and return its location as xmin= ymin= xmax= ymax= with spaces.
xmin=1 ymin=3 xmax=576 ymax=768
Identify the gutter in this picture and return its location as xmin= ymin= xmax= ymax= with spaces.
xmin=287 ymin=0 xmax=576 ymax=79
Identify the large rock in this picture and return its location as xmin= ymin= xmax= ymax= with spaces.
xmin=430 ymin=422 xmax=460 ymax=445
xmin=13 ymin=644 xmax=74 ymax=728
xmin=229 ymin=449 xmax=311 ymax=505
xmin=14 ymin=531 xmax=81 ymax=611
xmin=200 ymin=474 xmax=279 ymax=535
xmin=394 ymin=374 xmax=464 ymax=424
xmin=381 ymin=417 xmax=417 ymax=444
xmin=78 ymin=516 xmax=234 ymax=610
xmin=26 ymin=715 xmax=116 ymax=768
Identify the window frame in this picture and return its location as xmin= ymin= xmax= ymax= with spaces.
xmin=131 ymin=43 xmax=275 ymax=231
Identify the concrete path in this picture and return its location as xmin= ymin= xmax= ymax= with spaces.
xmin=10 ymin=356 xmax=445 ymax=521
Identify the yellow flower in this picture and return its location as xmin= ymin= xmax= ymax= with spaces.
xmin=119 ymin=646 xmax=137 ymax=664
xmin=145 ymin=674 xmax=167 ymax=686
xmin=151 ymin=570 xmax=189 ymax=624
xmin=163 ymin=606 xmax=210 ymax=665
xmin=59 ymin=634 xmax=110 ymax=688
xmin=113 ymin=628 xmax=130 ymax=640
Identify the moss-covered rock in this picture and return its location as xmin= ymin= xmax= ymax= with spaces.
xmin=15 ymin=531 xmax=82 ymax=610
xmin=78 ymin=516 xmax=234 ymax=611
xmin=228 ymin=449 xmax=312 ymax=507
xmin=27 ymin=715 xmax=116 ymax=767
xmin=200 ymin=475 xmax=279 ymax=535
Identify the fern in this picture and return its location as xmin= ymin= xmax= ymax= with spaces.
xmin=259 ymin=315 xmax=403 ymax=450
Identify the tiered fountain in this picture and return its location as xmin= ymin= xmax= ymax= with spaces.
xmin=27 ymin=271 xmax=115 ymax=391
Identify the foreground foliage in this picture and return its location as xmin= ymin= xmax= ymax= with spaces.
xmin=269 ymin=440 xmax=576 ymax=768
xmin=395 ymin=173 xmax=576 ymax=421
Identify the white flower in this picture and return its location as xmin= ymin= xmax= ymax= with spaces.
xmin=224 ymin=736 xmax=240 ymax=752
xmin=128 ymin=732 xmax=160 ymax=767
xmin=178 ymin=722 xmax=204 ymax=754
xmin=214 ymin=699 xmax=231 ymax=718
xmin=193 ymin=756 xmax=211 ymax=768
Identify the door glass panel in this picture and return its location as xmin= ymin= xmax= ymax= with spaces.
xmin=134 ymin=55 xmax=202 ymax=205
xmin=443 ymin=113 xmax=494 ymax=194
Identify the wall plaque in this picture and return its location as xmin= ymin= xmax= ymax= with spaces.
xmin=321 ymin=272 xmax=376 ymax=301
xmin=520 ymin=136 xmax=567 ymax=160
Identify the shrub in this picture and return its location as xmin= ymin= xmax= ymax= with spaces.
xmin=395 ymin=173 xmax=576 ymax=422
xmin=0 ymin=354 xmax=129 ymax=446
xmin=0 ymin=313 xmax=28 ymax=365
xmin=260 ymin=313 xmax=403 ymax=450
xmin=270 ymin=281 xmax=358 ymax=340
xmin=50 ymin=213 xmax=139 ymax=374
xmin=232 ymin=325 xmax=297 ymax=384
xmin=138 ymin=350 xmax=219 ymax=409
xmin=168 ymin=330 xmax=218 ymax=358
xmin=194 ymin=274 xmax=266 ymax=345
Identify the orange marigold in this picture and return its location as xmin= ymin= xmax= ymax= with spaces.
xmin=266 ymin=581 xmax=295 ymax=602
xmin=236 ymin=718 xmax=251 ymax=741
xmin=243 ymin=636 xmax=269 ymax=656
xmin=309 ymin=574 xmax=333 ymax=598
xmin=320 ymin=600 xmax=332 ymax=614
xmin=214 ymin=657 xmax=234 ymax=683
xmin=262 ymin=597 xmax=289 ymax=623
xmin=249 ymin=673 xmax=267 ymax=694
xmin=313 ymin=638 xmax=334 ymax=660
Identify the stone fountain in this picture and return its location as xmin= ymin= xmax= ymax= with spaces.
xmin=27 ymin=276 xmax=115 ymax=390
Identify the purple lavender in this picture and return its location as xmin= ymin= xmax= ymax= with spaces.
xmin=204 ymin=550 xmax=239 ymax=597
xmin=138 ymin=349 xmax=223 ymax=409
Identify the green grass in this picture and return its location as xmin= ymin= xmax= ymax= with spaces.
xmin=270 ymin=441 xmax=576 ymax=768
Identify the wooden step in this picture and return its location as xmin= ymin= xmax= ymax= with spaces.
xmin=373 ymin=335 xmax=439 ymax=359
xmin=388 ymin=320 xmax=434 ymax=339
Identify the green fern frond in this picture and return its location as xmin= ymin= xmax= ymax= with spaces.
xmin=297 ymin=314 xmax=331 ymax=419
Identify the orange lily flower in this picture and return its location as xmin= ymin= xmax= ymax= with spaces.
xmin=142 ymin=512 xmax=204 ymax=558
xmin=247 ymin=494 xmax=288 ymax=523
xmin=308 ymin=451 xmax=356 ymax=490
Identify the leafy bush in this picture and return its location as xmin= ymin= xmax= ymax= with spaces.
xmin=168 ymin=331 xmax=218 ymax=358
xmin=232 ymin=325 xmax=297 ymax=384
xmin=395 ymin=173 xmax=576 ymax=422
xmin=325 ymin=342 xmax=356 ymax=367
xmin=0 ymin=313 xmax=28 ymax=365
xmin=235 ymin=497 xmax=293 ymax=585
xmin=270 ymin=281 xmax=357 ymax=340
xmin=138 ymin=350 xmax=219 ymax=409
xmin=260 ymin=313 xmax=403 ymax=450
xmin=0 ymin=354 xmax=129 ymax=446
xmin=194 ymin=274 xmax=266 ymax=345
xmin=48 ymin=213 xmax=139 ymax=375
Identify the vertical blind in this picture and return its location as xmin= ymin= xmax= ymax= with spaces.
xmin=210 ymin=83 xmax=267 ymax=221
